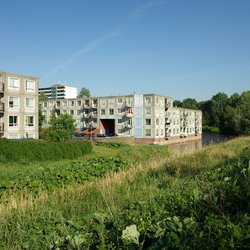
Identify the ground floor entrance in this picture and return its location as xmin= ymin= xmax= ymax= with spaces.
xmin=99 ymin=119 xmax=115 ymax=136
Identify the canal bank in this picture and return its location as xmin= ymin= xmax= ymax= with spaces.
xmin=168 ymin=131 xmax=233 ymax=155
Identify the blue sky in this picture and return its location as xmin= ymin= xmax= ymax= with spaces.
xmin=0 ymin=0 xmax=249 ymax=101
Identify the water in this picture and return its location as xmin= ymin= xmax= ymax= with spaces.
xmin=168 ymin=132 xmax=232 ymax=155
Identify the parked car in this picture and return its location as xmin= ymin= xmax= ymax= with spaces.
xmin=73 ymin=132 xmax=86 ymax=138
xmin=108 ymin=133 xmax=118 ymax=137
xmin=96 ymin=134 xmax=107 ymax=138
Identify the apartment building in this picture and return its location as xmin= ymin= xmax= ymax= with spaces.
xmin=40 ymin=93 xmax=202 ymax=144
xmin=0 ymin=71 xmax=39 ymax=139
xmin=39 ymin=83 xmax=77 ymax=99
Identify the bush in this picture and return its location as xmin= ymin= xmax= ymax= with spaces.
xmin=0 ymin=139 xmax=92 ymax=163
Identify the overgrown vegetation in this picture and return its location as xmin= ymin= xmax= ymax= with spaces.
xmin=0 ymin=139 xmax=92 ymax=163
xmin=0 ymin=138 xmax=249 ymax=249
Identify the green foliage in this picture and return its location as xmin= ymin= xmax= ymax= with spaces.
xmin=1 ymin=140 xmax=250 ymax=249
xmin=0 ymin=157 xmax=126 ymax=197
xmin=177 ymin=90 xmax=250 ymax=135
xmin=48 ymin=114 xmax=76 ymax=142
xmin=38 ymin=92 xmax=48 ymax=101
xmin=0 ymin=139 xmax=92 ymax=163
xmin=0 ymin=144 xmax=167 ymax=198
xmin=95 ymin=141 xmax=130 ymax=149
xmin=77 ymin=87 xmax=90 ymax=98
xmin=182 ymin=98 xmax=199 ymax=109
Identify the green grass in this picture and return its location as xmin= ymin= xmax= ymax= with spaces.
xmin=0 ymin=137 xmax=249 ymax=249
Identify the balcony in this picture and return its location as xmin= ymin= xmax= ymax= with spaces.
xmin=89 ymin=112 xmax=97 ymax=118
xmin=165 ymin=102 xmax=171 ymax=109
xmin=0 ymin=102 xmax=4 ymax=112
xmin=0 ymin=123 xmax=4 ymax=132
xmin=125 ymin=111 xmax=133 ymax=118
xmin=165 ymin=122 xmax=170 ymax=128
xmin=124 ymin=122 xmax=132 ymax=129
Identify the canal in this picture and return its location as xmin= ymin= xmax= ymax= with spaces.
xmin=168 ymin=131 xmax=232 ymax=155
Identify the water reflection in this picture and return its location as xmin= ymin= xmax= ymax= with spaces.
xmin=168 ymin=139 xmax=203 ymax=155
xmin=168 ymin=132 xmax=231 ymax=155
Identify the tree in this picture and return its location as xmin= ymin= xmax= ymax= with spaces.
xmin=210 ymin=92 xmax=228 ymax=128
xmin=78 ymin=87 xmax=90 ymax=98
xmin=182 ymin=98 xmax=199 ymax=109
xmin=221 ymin=105 xmax=241 ymax=135
xmin=39 ymin=92 xmax=49 ymax=101
xmin=173 ymin=100 xmax=182 ymax=107
xmin=237 ymin=91 xmax=250 ymax=135
xmin=48 ymin=114 xmax=76 ymax=142
xmin=38 ymin=104 xmax=46 ymax=132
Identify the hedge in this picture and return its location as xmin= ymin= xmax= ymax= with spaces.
xmin=0 ymin=139 xmax=92 ymax=163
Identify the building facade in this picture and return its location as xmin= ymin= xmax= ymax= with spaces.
xmin=40 ymin=93 xmax=202 ymax=144
xmin=39 ymin=84 xmax=77 ymax=99
xmin=0 ymin=71 xmax=39 ymax=139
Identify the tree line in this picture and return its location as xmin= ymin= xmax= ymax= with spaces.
xmin=173 ymin=91 xmax=250 ymax=135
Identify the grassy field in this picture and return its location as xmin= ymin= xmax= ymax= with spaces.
xmin=0 ymin=137 xmax=249 ymax=249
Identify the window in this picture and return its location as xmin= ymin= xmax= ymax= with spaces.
xmin=146 ymin=129 xmax=151 ymax=136
xmin=156 ymin=129 xmax=159 ymax=136
xmin=118 ymin=108 xmax=122 ymax=114
xmin=101 ymin=109 xmax=105 ymax=115
xmin=101 ymin=99 xmax=106 ymax=105
xmin=71 ymin=101 xmax=74 ymax=106
xmin=118 ymin=119 xmax=123 ymax=124
xmin=9 ymin=97 xmax=19 ymax=108
xmin=25 ymin=80 xmax=35 ymax=92
xmin=108 ymin=98 xmax=114 ymax=105
xmin=43 ymin=102 xmax=47 ymax=108
xmin=156 ymin=97 xmax=159 ymax=103
xmin=145 ymin=96 xmax=151 ymax=104
xmin=146 ymin=119 xmax=151 ymax=125
xmin=77 ymin=110 xmax=81 ymax=116
xmin=70 ymin=110 xmax=74 ymax=115
xmin=145 ymin=108 xmax=151 ymax=115
xmin=9 ymin=116 xmax=18 ymax=127
xmin=109 ymin=109 xmax=114 ymax=115
xmin=63 ymin=101 xmax=67 ymax=107
xmin=156 ymin=118 xmax=159 ymax=125
xmin=77 ymin=100 xmax=81 ymax=106
xmin=118 ymin=129 xmax=122 ymax=134
xmin=8 ymin=77 xmax=19 ymax=90
xmin=118 ymin=98 xmax=123 ymax=103
xmin=26 ymin=98 xmax=35 ymax=109
xmin=25 ymin=116 xmax=34 ymax=127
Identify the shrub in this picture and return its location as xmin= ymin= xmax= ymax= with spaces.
xmin=0 ymin=139 xmax=92 ymax=163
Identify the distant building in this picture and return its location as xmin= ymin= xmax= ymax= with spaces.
xmin=40 ymin=93 xmax=202 ymax=144
xmin=0 ymin=71 xmax=39 ymax=139
xmin=39 ymin=83 xmax=77 ymax=99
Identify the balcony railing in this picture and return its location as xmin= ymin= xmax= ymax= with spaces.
xmin=0 ymin=82 xmax=4 ymax=92
xmin=125 ymin=112 xmax=133 ymax=118
xmin=0 ymin=102 xmax=4 ymax=112
xmin=0 ymin=123 xmax=4 ymax=132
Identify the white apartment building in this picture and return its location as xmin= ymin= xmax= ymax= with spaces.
xmin=41 ymin=93 xmax=202 ymax=144
xmin=39 ymin=83 xmax=77 ymax=99
xmin=0 ymin=71 xmax=39 ymax=139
